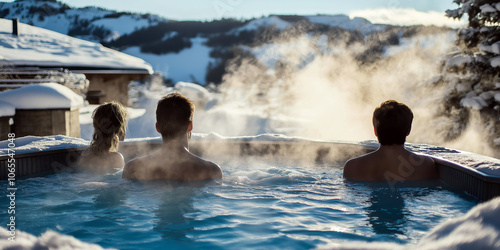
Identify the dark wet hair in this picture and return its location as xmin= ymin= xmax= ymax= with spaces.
xmin=89 ymin=101 xmax=127 ymax=153
xmin=372 ymin=100 xmax=413 ymax=145
xmin=156 ymin=93 xmax=195 ymax=140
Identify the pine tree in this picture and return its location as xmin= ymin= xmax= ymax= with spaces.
xmin=438 ymin=0 xmax=500 ymax=147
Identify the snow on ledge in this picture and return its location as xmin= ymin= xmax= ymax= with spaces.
xmin=0 ymin=135 xmax=88 ymax=156
xmin=2 ymin=133 xmax=500 ymax=177
xmin=0 ymin=100 xmax=15 ymax=117
xmin=0 ymin=83 xmax=84 ymax=110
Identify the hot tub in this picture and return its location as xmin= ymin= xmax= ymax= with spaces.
xmin=0 ymin=135 xmax=495 ymax=248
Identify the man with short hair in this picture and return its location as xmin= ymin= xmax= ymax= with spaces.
xmin=122 ymin=93 xmax=222 ymax=181
xmin=343 ymin=100 xmax=438 ymax=181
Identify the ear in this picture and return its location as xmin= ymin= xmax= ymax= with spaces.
xmin=156 ymin=122 xmax=160 ymax=133
xmin=187 ymin=121 xmax=193 ymax=132
xmin=373 ymin=127 xmax=378 ymax=137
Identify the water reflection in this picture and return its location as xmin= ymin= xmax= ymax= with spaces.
xmin=92 ymin=184 xmax=128 ymax=209
xmin=152 ymin=184 xmax=199 ymax=247
xmin=366 ymin=188 xmax=408 ymax=236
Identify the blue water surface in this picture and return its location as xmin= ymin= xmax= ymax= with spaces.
xmin=0 ymin=157 xmax=478 ymax=249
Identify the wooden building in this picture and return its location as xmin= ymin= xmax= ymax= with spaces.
xmin=0 ymin=18 xmax=153 ymax=106
xmin=0 ymin=83 xmax=83 ymax=138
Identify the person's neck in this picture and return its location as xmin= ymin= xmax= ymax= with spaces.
xmin=161 ymin=136 xmax=189 ymax=152
xmin=378 ymin=144 xmax=406 ymax=153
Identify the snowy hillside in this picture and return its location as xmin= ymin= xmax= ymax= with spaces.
xmin=0 ymin=0 xmax=162 ymax=41
xmin=231 ymin=16 xmax=292 ymax=34
xmin=306 ymin=15 xmax=386 ymax=34
xmin=0 ymin=0 xmax=403 ymax=84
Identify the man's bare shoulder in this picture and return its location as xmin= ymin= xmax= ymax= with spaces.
xmin=343 ymin=152 xmax=376 ymax=180
xmin=122 ymin=155 xmax=150 ymax=179
xmin=189 ymin=153 xmax=223 ymax=180
xmin=205 ymin=160 xmax=223 ymax=179
xmin=408 ymin=153 xmax=438 ymax=179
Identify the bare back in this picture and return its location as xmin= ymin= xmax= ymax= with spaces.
xmin=343 ymin=146 xmax=438 ymax=182
xmin=122 ymin=147 xmax=222 ymax=181
xmin=77 ymin=150 xmax=125 ymax=172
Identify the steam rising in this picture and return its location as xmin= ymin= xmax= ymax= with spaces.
xmin=199 ymin=27 xmax=496 ymax=157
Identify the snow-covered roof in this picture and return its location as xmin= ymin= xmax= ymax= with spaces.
xmin=0 ymin=83 xmax=84 ymax=110
xmin=0 ymin=100 xmax=15 ymax=117
xmin=0 ymin=18 xmax=153 ymax=74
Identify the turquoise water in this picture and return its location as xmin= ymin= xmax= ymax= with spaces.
xmin=1 ymin=157 xmax=478 ymax=249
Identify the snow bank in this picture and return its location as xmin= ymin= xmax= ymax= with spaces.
xmin=416 ymin=196 xmax=500 ymax=249
xmin=325 ymin=197 xmax=500 ymax=249
xmin=0 ymin=227 xmax=113 ymax=250
xmin=0 ymin=135 xmax=88 ymax=156
xmin=0 ymin=100 xmax=15 ymax=117
xmin=174 ymin=81 xmax=211 ymax=108
xmin=307 ymin=15 xmax=385 ymax=34
xmin=0 ymin=18 xmax=153 ymax=73
xmin=0 ymin=83 xmax=84 ymax=110
xmin=233 ymin=16 xmax=291 ymax=33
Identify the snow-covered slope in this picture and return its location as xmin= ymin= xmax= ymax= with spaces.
xmin=122 ymin=37 xmax=211 ymax=83
xmin=0 ymin=18 xmax=152 ymax=72
xmin=307 ymin=15 xmax=386 ymax=34
xmin=0 ymin=0 xmax=161 ymax=40
xmin=232 ymin=16 xmax=292 ymax=34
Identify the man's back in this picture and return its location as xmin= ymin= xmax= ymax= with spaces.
xmin=122 ymin=148 xmax=222 ymax=181
xmin=343 ymin=147 xmax=438 ymax=181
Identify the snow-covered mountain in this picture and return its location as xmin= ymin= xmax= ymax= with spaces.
xmin=0 ymin=0 xmax=162 ymax=42
xmin=0 ymin=0 xmax=409 ymax=85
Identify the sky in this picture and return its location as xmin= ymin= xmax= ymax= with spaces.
xmin=3 ymin=0 xmax=463 ymax=26
xmin=52 ymin=0 xmax=457 ymax=20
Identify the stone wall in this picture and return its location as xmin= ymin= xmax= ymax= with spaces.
xmin=86 ymin=74 xmax=144 ymax=105
xmin=13 ymin=109 xmax=80 ymax=138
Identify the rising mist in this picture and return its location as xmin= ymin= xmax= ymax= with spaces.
xmin=200 ymin=25 xmax=497 ymax=157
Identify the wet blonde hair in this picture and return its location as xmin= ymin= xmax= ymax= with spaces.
xmin=88 ymin=101 xmax=127 ymax=154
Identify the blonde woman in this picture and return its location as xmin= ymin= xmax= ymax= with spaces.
xmin=78 ymin=101 xmax=127 ymax=171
